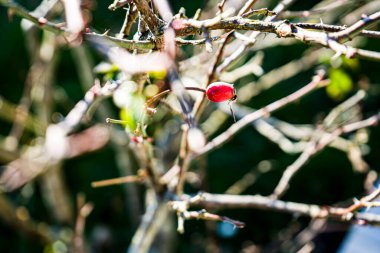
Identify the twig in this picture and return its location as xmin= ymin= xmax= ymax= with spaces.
xmin=329 ymin=11 xmax=380 ymax=42
xmin=130 ymin=0 xmax=162 ymax=36
xmin=295 ymin=23 xmax=380 ymax=39
xmin=108 ymin=0 xmax=129 ymax=11
xmin=215 ymin=0 xmax=295 ymax=74
xmin=242 ymin=8 xmax=277 ymax=18
xmin=171 ymin=198 xmax=244 ymax=234
xmin=73 ymin=194 xmax=93 ymax=253
xmin=0 ymin=1 xmax=158 ymax=50
xmin=219 ymin=50 xmax=264 ymax=82
xmin=190 ymin=192 xmax=380 ymax=225
xmin=4 ymin=0 xmax=380 ymax=61
xmin=217 ymin=0 xmax=227 ymax=15
xmin=85 ymin=33 xmax=156 ymax=50
xmin=116 ymin=4 xmax=139 ymax=38
xmin=289 ymin=24 xmax=380 ymax=61
xmin=271 ymin=111 xmax=380 ymax=199
xmin=177 ymin=16 xmax=285 ymax=37
xmin=323 ymin=90 xmax=367 ymax=128
xmin=219 ymin=103 xmax=308 ymax=154
xmin=175 ymin=36 xmax=221 ymax=45
xmin=180 ymin=209 xmax=245 ymax=232
xmin=91 ymin=174 xmax=145 ymax=188
xmin=182 ymin=9 xmax=234 ymax=29
xmin=175 ymin=12 xmax=380 ymax=61
xmin=0 ymin=0 xmax=65 ymax=34
xmin=127 ymin=202 xmax=169 ymax=253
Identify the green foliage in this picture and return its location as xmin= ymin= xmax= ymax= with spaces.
xmin=326 ymin=68 xmax=353 ymax=100
xmin=119 ymin=95 xmax=145 ymax=132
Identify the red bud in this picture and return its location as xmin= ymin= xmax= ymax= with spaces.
xmin=206 ymin=82 xmax=236 ymax=102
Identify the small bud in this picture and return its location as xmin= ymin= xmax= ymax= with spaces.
xmin=146 ymin=107 xmax=157 ymax=116
xmin=206 ymin=82 xmax=236 ymax=103
xmin=187 ymin=127 xmax=206 ymax=152
xmin=38 ymin=17 xmax=48 ymax=26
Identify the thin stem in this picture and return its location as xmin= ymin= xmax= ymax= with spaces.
xmin=91 ymin=175 xmax=145 ymax=188
xmin=145 ymin=86 xmax=206 ymax=108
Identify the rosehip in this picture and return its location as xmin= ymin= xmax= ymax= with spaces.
xmin=206 ymin=82 xmax=236 ymax=102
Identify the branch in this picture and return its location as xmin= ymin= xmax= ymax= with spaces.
xmin=73 ymin=194 xmax=93 ymax=253
xmin=85 ymin=33 xmax=156 ymax=50
xmin=0 ymin=0 xmax=65 ymax=34
xmin=237 ymin=48 xmax=321 ymax=102
xmin=128 ymin=202 xmax=169 ymax=253
xmin=271 ymin=111 xmax=380 ymax=199
xmin=131 ymin=0 xmax=162 ymax=36
xmin=329 ymin=11 xmax=380 ymax=42
xmin=215 ymin=0 xmax=296 ymax=73
xmin=0 ymin=1 xmax=158 ymax=50
xmin=289 ymin=25 xmax=380 ymax=61
xmin=190 ymin=192 xmax=380 ymax=225
xmin=4 ymin=0 xmax=380 ymax=60
xmin=295 ymin=23 xmax=380 ymax=39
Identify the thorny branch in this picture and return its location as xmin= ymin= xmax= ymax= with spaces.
xmin=2 ymin=1 xmax=380 ymax=60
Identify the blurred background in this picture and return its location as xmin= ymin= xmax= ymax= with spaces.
xmin=1 ymin=0 xmax=380 ymax=252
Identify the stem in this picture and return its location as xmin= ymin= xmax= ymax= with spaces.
xmin=145 ymin=86 xmax=206 ymax=108
xmin=91 ymin=175 xmax=144 ymax=188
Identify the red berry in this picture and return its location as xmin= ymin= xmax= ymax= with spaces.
xmin=206 ymin=82 xmax=236 ymax=103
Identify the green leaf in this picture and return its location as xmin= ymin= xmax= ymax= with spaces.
xmin=326 ymin=68 xmax=353 ymax=101
xmin=342 ymin=57 xmax=360 ymax=71
xmin=119 ymin=95 xmax=145 ymax=131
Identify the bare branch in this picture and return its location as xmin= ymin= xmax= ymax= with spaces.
xmin=190 ymin=192 xmax=380 ymax=225
xmin=272 ymin=111 xmax=380 ymax=199
xmin=329 ymin=11 xmax=380 ymax=42
xmin=295 ymin=23 xmax=380 ymax=39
